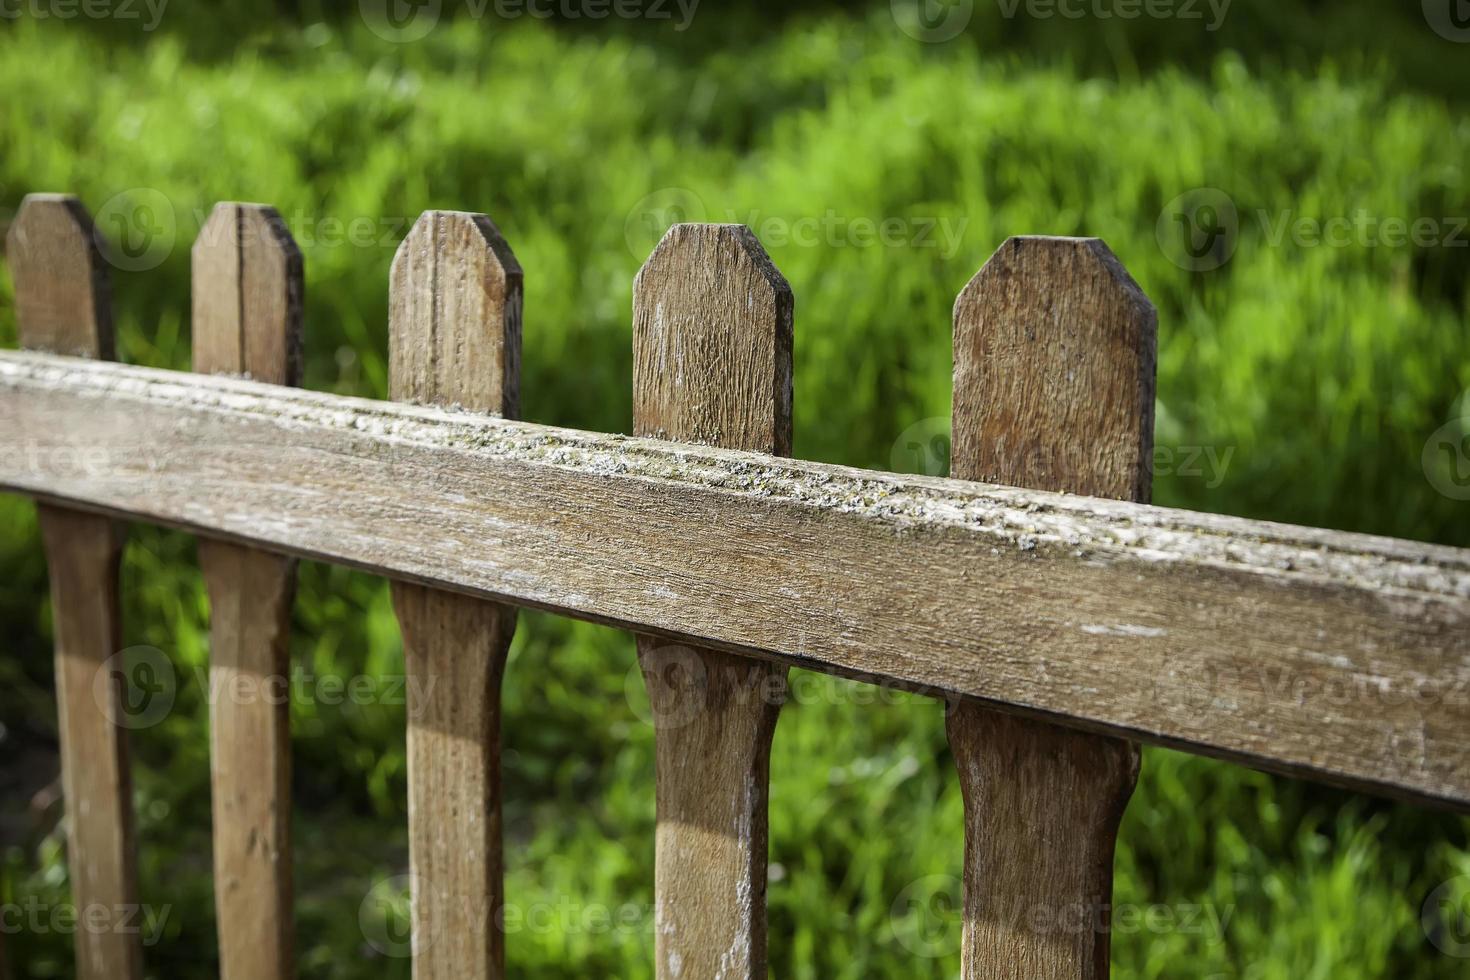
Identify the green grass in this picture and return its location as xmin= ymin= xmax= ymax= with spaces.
xmin=2 ymin=5 xmax=1469 ymax=977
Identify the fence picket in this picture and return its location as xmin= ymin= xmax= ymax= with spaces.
xmin=387 ymin=210 xmax=522 ymax=980
xmin=632 ymin=223 xmax=793 ymax=980
xmin=947 ymin=236 xmax=1157 ymax=979
xmin=6 ymin=194 xmax=142 ymax=980
xmin=192 ymin=202 xmax=303 ymax=979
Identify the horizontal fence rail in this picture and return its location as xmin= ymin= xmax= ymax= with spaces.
xmin=3 ymin=349 xmax=1469 ymax=810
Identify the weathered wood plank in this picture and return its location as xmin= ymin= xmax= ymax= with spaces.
xmin=1 ymin=352 xmax=1468 ymax=809
xmin=6 ymin=194 xmax=141 ymax=980
xmin=632 ymin=224 xmax=791 ymax=980
xmin=948 ymin=236 xmax=1152 ymax=980
xmin=192 ymin=202 xmax=302 ymax=980
xmin=387 ymin=211 xmax=521 ymax=980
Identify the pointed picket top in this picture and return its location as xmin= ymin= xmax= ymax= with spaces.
xmin=191 ymin=202 xmax=303 ymax=385
xmin=6 ymin=194 xmax=114 ymax=359
xmin=952 ymin=235 xmax=1157 ymax=502
xmin=390 ymin=210 xmax=522 ymax=417
xmin=634 ymin=223 xmax=793 ymax=455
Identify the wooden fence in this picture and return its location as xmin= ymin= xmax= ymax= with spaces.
xmin=2 ymin=192 xmax=1468 ymax=979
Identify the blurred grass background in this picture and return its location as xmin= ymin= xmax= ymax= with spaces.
xmin=2 ymin=0 xmax=1470 ymax=976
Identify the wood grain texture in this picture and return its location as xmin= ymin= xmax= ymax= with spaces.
xmin=389 ymin=210 xmax=522 ymax=416
xmin=633 ymin=223 xmax=793 ymax=456
xmin=952 ymin=236 xmax=1156 ymax=503
xmin=390 ymin=583 xmax=513 ymax=972
xmin=388 ymin=210 xmax=521 ymax=980
xmin=5 ymin=195 xmax=140 ymax=980
xmin=192 ymin=202 xmax=303 ymax=979
xmin=948 ymin=237 xmax=1152 ymax=980
xmin=5 ymin=194 xmax=113 ymax=359
xmin=632 ymin=224 xmax=792 ymax=980
xmin=192 ymin=202 xmax=304 ymax=385
xmin=2 ymin=353 xmax=1469 ymax=809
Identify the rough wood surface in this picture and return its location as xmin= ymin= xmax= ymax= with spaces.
xmin=192 ymin=202 xmax=303 ymax=385
xmin=2 ymin=353 xmax=1469 ymax=809
xmin=388 ymin=211 xmax=521 ymax=979
xmin=632 ymin=224 xmax=792 ymax=980
xmin=192 ymin=202 xmax=302 ymax=979
xmin=389 ymin=210 xmax=521 ymax=416
xmin=948 ymin=237 xmax=1152 ymax=980
xmin=5 ymin=194 xmax=113 ymax=359
xmin=6 ymin=195 xmax=141 ymax=980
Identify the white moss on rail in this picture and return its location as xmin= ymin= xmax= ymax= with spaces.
xmin=2 ymin=350 xmax=1466 ymax=602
